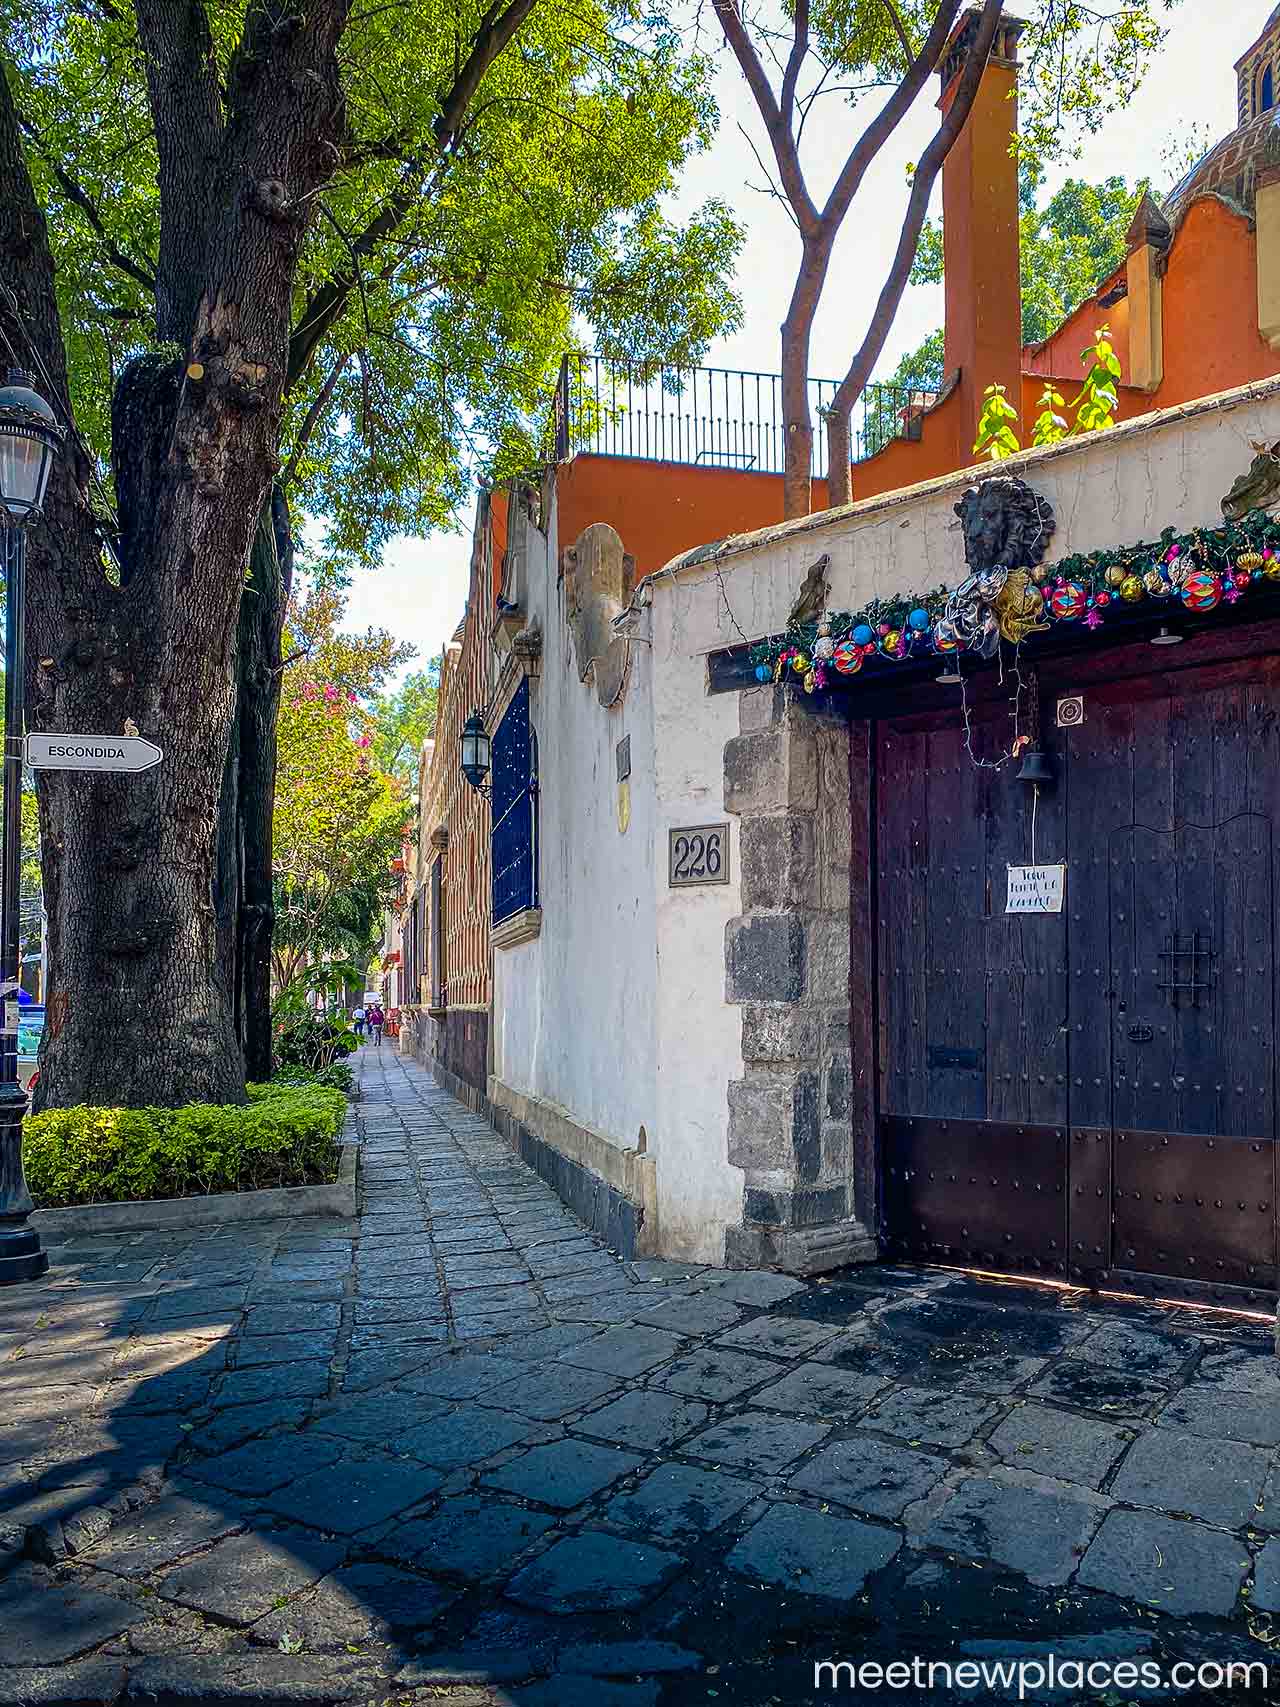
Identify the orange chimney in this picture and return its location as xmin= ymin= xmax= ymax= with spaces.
xmin=939 ymin=7 xmax=1025 ymax=462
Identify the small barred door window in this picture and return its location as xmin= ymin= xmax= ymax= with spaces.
xmin=491 ymin=679 xmax=539 ymax=923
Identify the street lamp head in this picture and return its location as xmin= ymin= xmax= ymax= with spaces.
xmin=460 ymin=711 xmax=491 ymax=793
xmin=0 ymin=369 xmax=63 ymax=525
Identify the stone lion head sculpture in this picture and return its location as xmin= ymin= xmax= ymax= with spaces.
xmin=955 ymin=476 xmax=1056 ymax=576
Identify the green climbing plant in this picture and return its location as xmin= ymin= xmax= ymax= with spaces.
xmin=974 ymin=327 xmax=1123 ymax=460
xmin=973 ymin=385 xmax=1022 ymax=461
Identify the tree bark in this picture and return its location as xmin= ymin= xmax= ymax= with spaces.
xmin=822 ymin=0 xmax=1002 ymax=491
xmin=3 ymin=2 xmax=353 ymax=1110
xmin=825 ymin=410 xmax=852 ymax=507
xmin=241 ymin=488 xmax=291 ymax=1080
xmin=213 ymin=484 xmax=291 ymax=1083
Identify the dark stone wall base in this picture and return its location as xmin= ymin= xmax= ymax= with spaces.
xmin=440 ymin=1010 xmax=488 ymax=1098
xmin=431 ymin=1056 xmax=493 ymax=1122
xmin=415 ymin=1042 xmax=645 ymax=1262
xmin=490 ymin=1113 xmax=643 ymax=1260
xmin=725 ymin=1217 xmax=879 ymax=1275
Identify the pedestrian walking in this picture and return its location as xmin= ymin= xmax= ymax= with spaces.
xmin=352 ymin=1004 xmax=366 ymax=1040
xmin=368 ymin=1002 xmax=385 ymax=1047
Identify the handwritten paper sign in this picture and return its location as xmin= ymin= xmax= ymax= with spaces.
xmin=1006 ymin=864 xmax=1066 ymax=914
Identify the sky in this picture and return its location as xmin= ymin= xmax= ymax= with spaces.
xmin=347 ymin=1 xmax=1251 ymax=677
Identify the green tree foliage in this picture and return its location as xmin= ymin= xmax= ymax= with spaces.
xmin=10 ymin=0 xmax=744 ymax=573
xmin=373 ymin=667 xmax=440 ymax=782
xmin=272 ymin=587 xmax=415 ymax=994
xmin=272 ymin=677 xmax=410 ymax=995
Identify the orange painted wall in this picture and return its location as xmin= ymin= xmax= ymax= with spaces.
xmin=555 ymin=455 xmax=831 ymax=578
xmin=941 ymin=57 xmax=1023 ymax=446
xmin=850 ymin=388 xmax=967 ymax=500
xmin=1024 ymin=201 xmax=1278 ymax=414
xmin=1158 ymin=199 xmax=1279 ymax=403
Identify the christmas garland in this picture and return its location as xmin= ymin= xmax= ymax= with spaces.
xmin=749 ymin=507 xmax=1280 ymax=693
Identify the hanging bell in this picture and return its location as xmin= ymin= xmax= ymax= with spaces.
xmin=1016 ymin=747 xmax=1055 ymax=785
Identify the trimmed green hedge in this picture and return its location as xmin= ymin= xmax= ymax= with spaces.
xmin=25 ymin=1082 xmax=347 ymax=1208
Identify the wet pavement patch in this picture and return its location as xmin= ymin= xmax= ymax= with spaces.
xmin=1110 ymin=1428 xmax=1270 ymax=1528
xmin=790 ymin=1436 xmax=944 ymax=1519
xmin=1028 ymin=1359 xmax=1171 ymax=1421
xmin=920 ymin=1477 xmax=1105 ymax=1586
xmin=1076 ymin=1509 xmax=1251 ymax=1616
xmin=604 ymin=1462 xmax=758 ymax=1544
xmin=987 ymin=1402 xmax=1130 ymax=1489
xmin=383 ymin=1494 xmax=555 ymax=1580
xmin=506 ymin=1532 xmax=685 ymax=1612
xmin=483 ymin=1439 xmax=645 ymax=1509
xmin=725 ymin=1502 xmax=900 ymax=1600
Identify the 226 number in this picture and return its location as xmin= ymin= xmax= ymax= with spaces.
xmin=669 ymin=825 xmax=728 ymax=886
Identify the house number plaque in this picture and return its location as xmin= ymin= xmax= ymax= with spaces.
xmin=669 ymin=824 xmax=729 ymax=887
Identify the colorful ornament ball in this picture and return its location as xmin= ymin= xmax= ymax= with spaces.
xmin=908 ymin=608 xmax=931 ymax=631
xmin=833 ymin=640 xmax=864 ymax=675
xmin=852 ymin=624 xmax=874 ymax=646
xmin=1119 ymin=574 xmax=1145 ymax=604
xmin=1180 ymin=569 xmax=1221 ymax=612
xmin=1049 ymin=581 xmax=1088 ymax=622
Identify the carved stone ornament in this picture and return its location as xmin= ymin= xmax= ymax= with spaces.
xmin=955 ymin=476 xmax=1056 ymax=577
xmin=562 ymin=522 xmax=635 ymax=709
xmin=946 ymin=477 xmax=1056 ymax=658
xmin=1222 ymin=439 xmax=1280 ymax=521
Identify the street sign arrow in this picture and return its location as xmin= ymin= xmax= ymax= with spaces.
xmin=25 ymin=733 xmax=164 ymax=773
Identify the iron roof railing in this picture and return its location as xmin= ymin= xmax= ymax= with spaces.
xmin=549 ymin=353 xmax=937 ymax=480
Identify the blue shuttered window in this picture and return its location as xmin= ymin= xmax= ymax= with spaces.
xmin=491 ymin=679 xmax=538 ymax=924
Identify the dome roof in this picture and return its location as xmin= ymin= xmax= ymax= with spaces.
xmin=1163 ymin=105 xmax=1280 ymax=225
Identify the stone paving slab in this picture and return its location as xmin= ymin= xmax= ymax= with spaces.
xmin=7 ymin=1044 xmax=1280 ymax=1703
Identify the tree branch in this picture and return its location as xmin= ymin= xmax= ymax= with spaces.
xmin=132 ymin=0 xmax=224 ymax=343
xmin=17 ymin=113 xmax=157 ymax=296
xmin=878 ymin=0 xmax=913 ymax=62
xmin=435 ymin=0 xmax=542 ymax=148
xmin=779 ymin=0 xmax=809 ymax=133
xmin=820 ymin=0 xmax=961 ymax=230
xmin=712 ymin=0 xmax=818 ymax=235
xmin=286 ymin=162 xmax=425 ymax=391
xmin=831 ymin=0 xmax=1004 ymax=419
xmin=288 ymin=0 xmax=541 ymax=391
xmin=282 ymin=352 xmax=348 ymax=487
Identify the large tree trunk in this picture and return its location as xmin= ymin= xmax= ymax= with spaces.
xmin=238 ymin=486 xmax=292 ymax=1081
xmin=31 ymin=362 xmax=250 ymax=1109
xmin=3 ymin=0 xmax=352 ymax=1111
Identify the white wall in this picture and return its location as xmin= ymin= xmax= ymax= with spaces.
xmin=495 ymin=378 xmax=1280 ymax=1266
xmin=491 ymin=487 xmax=659 ymax=1170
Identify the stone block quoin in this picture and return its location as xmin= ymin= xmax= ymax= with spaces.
xmin=722 ymin=685 xmax=868 ymax=1271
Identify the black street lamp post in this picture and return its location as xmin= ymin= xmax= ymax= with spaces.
xmin=0 ymin=369 xmax=62 ymax=1286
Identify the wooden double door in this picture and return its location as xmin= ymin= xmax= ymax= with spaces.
xmin=877 ymin=653 xmax=1280 ymax=1305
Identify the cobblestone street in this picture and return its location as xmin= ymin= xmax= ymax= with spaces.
xmin=2 ymin=1048 xmax=1278 ymax=1704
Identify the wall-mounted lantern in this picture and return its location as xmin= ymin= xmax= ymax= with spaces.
xmin=460 ymin=711 xmax=491 ymax=795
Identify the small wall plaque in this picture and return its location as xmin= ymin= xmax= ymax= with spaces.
xmin=1056 ymin=695 xmax=1084 ymax=729
xmin=1006 ymin=863 xmax=1066 ymax=914
xmin=669 ymin=824 xmax=729 ymax=887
